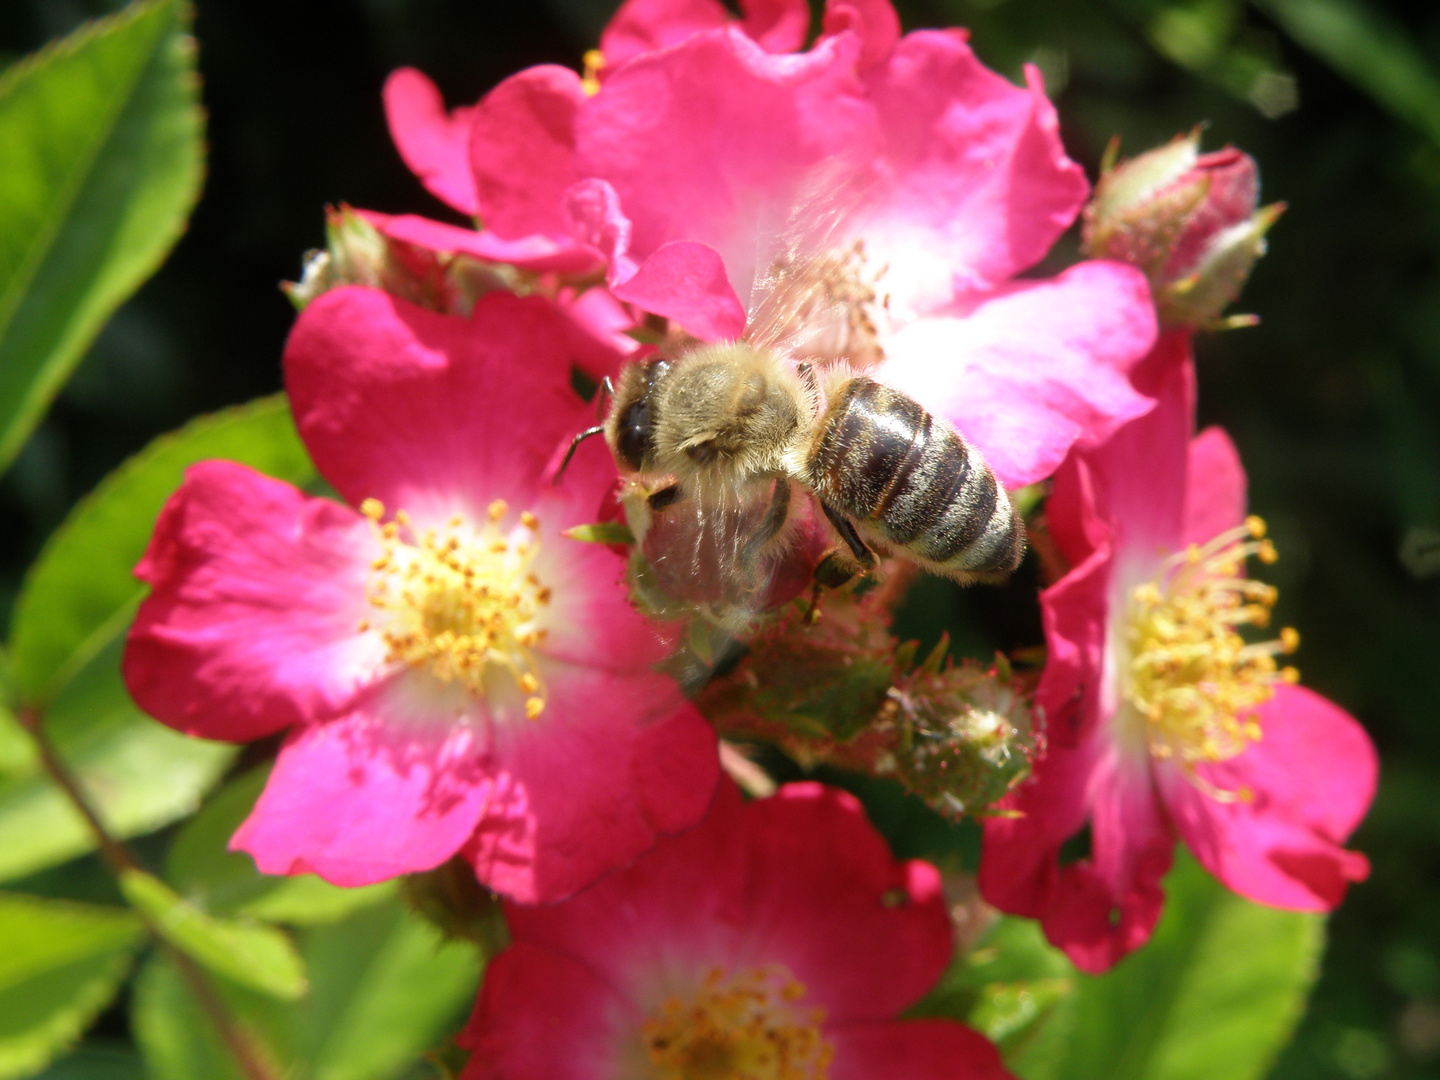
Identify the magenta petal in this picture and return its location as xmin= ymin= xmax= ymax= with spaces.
xmin=365 ymin=210 xmax=602 ymax=276
xmin=738 ymin=0 xmax=812 ymax=53
xmin=124 ymin=461 xmax=378 ymax=743
xmin=470 ymin=66 xmax=587 ymax=241
xmin=383 ymin=68 xmax=479 ymax=216
xmin=284 ymin=287 xmax=587 ymax=516
xmin=879 ymin=262 xmax=1157 ymax=488
xmin=829 ymin=1019 xmax=1014 ymax=1080
xmin=575 ymin=28 xmax=876 ymax=296
xmin=735 ymin=784 xmax=953 ymax=1020
xmin=820 ymin=0 xmax=901 ymax=70
xmin=858 ymin=35 xmax=1087 ymax=289
xmin=600 ymin=0 xmax=730 ymax=68
xmin=231 ymin=688 xmax=495 ymax=885
xmin=611 ymin=241 xmax=747 ymax=341
xmin=1160 ymin=685 xmax=1377 ymax=911
xmin=1182 ymin=425 xmax=1247 ymax=547
xmin=465 ymin=675 xmax=718 ymax=903
xmin=1043 ymin=746 xmax=1174 ymax=973
xmin=460 ymin=942 xmax=628 ymax=1080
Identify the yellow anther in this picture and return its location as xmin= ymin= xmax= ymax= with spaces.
xmin=643 ymin=966 xmax=833 ymax=1080
xmin=581 ymin=48 xmax=606 ymax=95
xmin=356 ymin=618 xmax=370 ymax=633
xmin=361 ymin=501 xmax=552 ymax=708
xmin=1124 ymin=516 xmax=1300 ymax=774
xmin=360 ymin=498 xmax=384 ymax=520
xmin=520 ymin=511 xmax=540 ymax=531
xmin=1257 ymin=539 xmax=1278 ymax=563
xmin=488 ymin=499 xmax=508 ymax=522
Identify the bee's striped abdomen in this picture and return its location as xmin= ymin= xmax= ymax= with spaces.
xmin=807 ymin=378 xmax=1022 ymax=578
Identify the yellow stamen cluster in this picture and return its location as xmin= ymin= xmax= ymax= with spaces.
xmin=643 ymin=966 xmax=833 ymax=1080
xmin=359 ymin=498 xmax=551 ymax=718
xmin=582 ymin=49 xmax=606 ymax=95
xmin=752 ymin=241 xmax=888 ymax=369
xmin=1125 ymin=516 xmax=1299 ymax=778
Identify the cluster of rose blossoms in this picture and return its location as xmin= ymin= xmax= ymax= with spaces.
xmin=121 ymin=0 xmax=1379 ymax=1075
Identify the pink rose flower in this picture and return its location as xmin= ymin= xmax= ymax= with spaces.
xmin=467 ymin=0 xmax=1157 ymax=487
xmin=123 ymin=286 xmax=719 ymax=902
xmin=978 ymin=332 xmax=1378 ymax=972
xmin=461 ymin=778 xmax=1013 ymax=1080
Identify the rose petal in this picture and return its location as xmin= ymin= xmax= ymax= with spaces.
xmin=1160 ymin=684 xmax=1377 ymax=910
xmin=829 ymin=1019 xmax=1014 ymax=1080
xmin=284 ymin=287 xmax=587 ymax=519
xmin=855 ymin=34 xmax=1088 ymax=296
xmin=464 ymin=676 xmax=718 ymax=903
xmin=470 ymin=66 xmax=588 ymax=241
xmin=611 ymin=240 xmax=747 ymax=341
xmin=1182 ymin=425 xmax=1247 ymax=547
xmin=231 ymin=682 xmax=496 ymax=885
xmin=124 ymin=461 xmax=379 ymax=743
xmin=878 ymin=262 xmax=1157 ymax=488
xmin=383 ymin=68 xmax=479 ymax=216
xmin=820 ymin=0 xmax=902 ymax=71
xmin=365 ymin=210 xmax=603 ymax=276
xmin=459 ymin=942 xmax=631 ymax=1080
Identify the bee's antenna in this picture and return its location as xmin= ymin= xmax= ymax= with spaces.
xmin=554 ymin=426 xmax=604 ymax=484
xmin=596 ymin=375 xmax=614 ymax=421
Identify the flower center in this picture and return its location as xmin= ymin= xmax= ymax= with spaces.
xmin=643 ymin=966 xmax=833 ymax=1080
xmin=1124 ymin=516 xmax=1299 ymax=777
xmin=751 ymin=241 xmax=886 ymax=369
xmin=359 ymin=498 xmax=551 ymax=717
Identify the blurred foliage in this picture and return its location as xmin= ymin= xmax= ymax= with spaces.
xmin=0 ymin=0 xmax=1434 ymax=1077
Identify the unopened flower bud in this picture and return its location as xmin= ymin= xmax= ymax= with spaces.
xmin=1083 ymin=130 xmax=1283 ymax=330
xmin=283 ymin=205 xmax=520 ymax=315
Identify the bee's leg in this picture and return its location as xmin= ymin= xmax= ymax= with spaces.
xmin=647 ymin=484 xmax=683 ymax=511
xmin=554 ymin=425 xmax=605 ymax=483
xmin=803 ymin=551 xmax=858 ymax=624
xmin=819 ymin=502 xmax=876 ymax=569
xmin=595 ymin=375 xmax=614 ymax=421
xmin=743 ymin=480 xmax=792 ymax=560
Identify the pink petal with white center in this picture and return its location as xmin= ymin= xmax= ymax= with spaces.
xmin=732 ymin=784 xmax=953 ymax=1021
xmin=383 ymin=68 xmax=479 ymax=216
xmin=574 ymin=28 xmax=877 ymax=300
xmin=231 ymin=679 xmax=497 ymax=885
xmin=1041 ymin=737 xmax=1174 ymax=973
xmin=459 ymin=943 xmax=629 ymax=1080
xmin=364 ymin=210 xmax=603 ymax=276
xmin=820 ymin=0 xmax=902 ymax=71
xmin=829 ymin=1019 xmax=1014 ymax=1080
xmin=1182 ymin=424 xmax=1248 ymax=547
xmin=284 ymin=287 xmax=588 ymax=520
xmin=1159 ymin=684 xmax=1377 ymax=911
xmin=464 ymin=671 xmax=718 ymax=903
xmin=1077 ymin=334 xmax=1194 ymax=558
xmin=855 ymin=35 xmax=1087 ymax=297
xmin=878 ymin=261 xmax=1157 ymax=488
xmin=124 ymin=461 xmax=380 ymax=744
xmin=601 ymin=0 xmax=810 ymax=68
xmin=610 ymin=240 xmax=747 ymax=341
xmin=507 ymin=781 xmax=949 ymax=1021
xmin=470 ymin=66 xmax=588 ymax=241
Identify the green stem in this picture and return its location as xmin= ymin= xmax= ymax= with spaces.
xmin=17 ymin=705 xmax=283 ymax=1080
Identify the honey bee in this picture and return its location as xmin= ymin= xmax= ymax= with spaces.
xmin=596 ymin=342 xmax=1024 ymax=596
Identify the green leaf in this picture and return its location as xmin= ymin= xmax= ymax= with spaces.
xmin=1009 ymin=850 xmax=1325 ymax=1080
xmin=0 ymin=638 xmax=235 ymax=883
xmin=0 ymin=707 xmax=37 ymax=777
xmin=133 ymin=898 xmax=484 ymax=1080
xmin=0 ymin=892 xmax=143 ymax=1078
xmin=32 ymin=1045 xmax=147 ymax=1080
xmin=119 ymin=869 xmax=308 ymax=1001
xmin=1254 ymin=0 xmax=1440 ymax=147
xmin=0 ymin=0 xmax=203 ymax=471
xmin=166 ymin=766 xmax=395 ymax=925
xmin=8 ymin=394 xmax=314 ymax=706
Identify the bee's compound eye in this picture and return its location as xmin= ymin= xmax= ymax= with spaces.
xmin=615 ymin=397 xmax=653 ymax=470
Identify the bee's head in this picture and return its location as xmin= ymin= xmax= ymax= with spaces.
xmin=605 ymin=359 xmax=666 ymax=472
